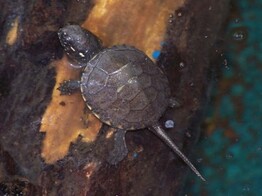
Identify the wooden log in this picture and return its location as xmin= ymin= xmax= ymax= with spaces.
xmin=0 ymin=0 xmax=229 ymax=195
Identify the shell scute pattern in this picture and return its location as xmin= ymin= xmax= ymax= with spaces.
xmin=118 ymin=79 xmax=141 ymax=101
xmin=152 ymin=74 xmax=170 ymax=91
xmin=108 ymin=99 xmax=130 ymax=118
xmin=92 ymin=86 xmax=118 ymax=109
xmin=86 ymin=67 xmax=109 ymax=94
xmin=144 ymin=87 xmax=158 ymax=103
xmin=125 ymin=110 xmax=145 ymax=123
xmin=129 ymin=63 xmax=143 ymax=76
xmin=97 ymin=50 xmax=129 ymax=74
xmin=144 ymin=104 xmax=156 ymax=121
xmin=137 ymin=74 xmax=152 ymax=89
xmin=153 ymin=92 xmax=168 ymax=115
xmin=142 ymin=59 xmax=160 ymax=75
xmin=107 ymin=65 xmax=135 ymax=88
xmin=129 ymin=91 xmax=149 ymax=110
xmin=81 ymin=46 xmax=170 ymax=129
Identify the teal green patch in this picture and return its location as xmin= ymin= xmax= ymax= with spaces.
xmin=185 ymin=0 xmax=262 ymax=195
xmin=219 ymin=96 xmax=236 ymax=119
xmin=230 ymin=84 xmax=244 ymax=96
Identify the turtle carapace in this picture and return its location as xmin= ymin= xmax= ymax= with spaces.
xmin=57 ymin=25 xmax=205 ymax=181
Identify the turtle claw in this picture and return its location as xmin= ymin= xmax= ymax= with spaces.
xmin=57 ymin=80 xmax=80 ymax=95
xmin=107 ymin=129 xmax=128 ymax=165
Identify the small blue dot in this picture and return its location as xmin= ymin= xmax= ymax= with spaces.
xmin=165 ymin=120 xmax=175 ymax=128
xmin=152 ymin=50 xmax=161 ymax=59
xmin=133 ymin=152 xmax=138 ymax=158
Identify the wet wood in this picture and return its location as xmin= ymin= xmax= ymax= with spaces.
xmin=0 ymin=0 xmax=229 ymax=195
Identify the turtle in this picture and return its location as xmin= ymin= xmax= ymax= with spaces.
xmin=57 ymin=25 xmax=205 ymax=181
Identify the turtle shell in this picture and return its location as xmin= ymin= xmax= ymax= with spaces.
xmin=80 ymin=45 xmax=170 ymax=130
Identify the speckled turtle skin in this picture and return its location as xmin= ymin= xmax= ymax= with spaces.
xmin=58 ymin=25 xmax=102 ymax=67
xmin=80 ymin=45 xmax=170 ymax=130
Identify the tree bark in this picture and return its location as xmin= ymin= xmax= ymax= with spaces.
xmin=0 ymin=0 xmax=229 ymax=195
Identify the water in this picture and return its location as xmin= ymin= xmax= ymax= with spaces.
xmin=185 ymin=0 xmax=262 ymax=195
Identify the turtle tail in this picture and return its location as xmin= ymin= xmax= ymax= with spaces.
xmin=150 ymin=124 xmax=206 ymax=182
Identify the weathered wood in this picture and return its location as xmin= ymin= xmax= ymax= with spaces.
xmin=0 ymin=0 xmax=229 ymax=195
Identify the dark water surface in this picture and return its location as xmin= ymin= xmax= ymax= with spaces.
xmin=186 ymin=1 xmax=262 ymax=195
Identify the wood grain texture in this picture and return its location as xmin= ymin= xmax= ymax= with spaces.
xmin=40 ymin=57 xmax=102 ymax=163
xmin=83 ymin=0 xmax=184 ymax=56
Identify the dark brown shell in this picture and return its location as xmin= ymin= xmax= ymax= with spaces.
xmin=80 ymin=46 xmax=170 ymax=130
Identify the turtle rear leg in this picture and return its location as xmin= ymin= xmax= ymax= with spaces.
xmin=107 ymin=129 xmax=128 ymax=165
xmin=57 ymin=80 xmax=80 ymax=95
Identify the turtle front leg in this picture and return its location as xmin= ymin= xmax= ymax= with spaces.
xmin=107 ymin=129 xmax=128 ymax=165
xmin=57 ymin=80 xmax=81 ymax=95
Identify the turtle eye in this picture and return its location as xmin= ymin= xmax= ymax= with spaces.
xmin=58 ymin=30 xmax=75 ymax=54
xmin=58 ymin=26 xmax=81 ymax=52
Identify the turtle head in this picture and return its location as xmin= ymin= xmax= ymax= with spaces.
xmin=58 ymin=25 xmax=102 ymax=67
